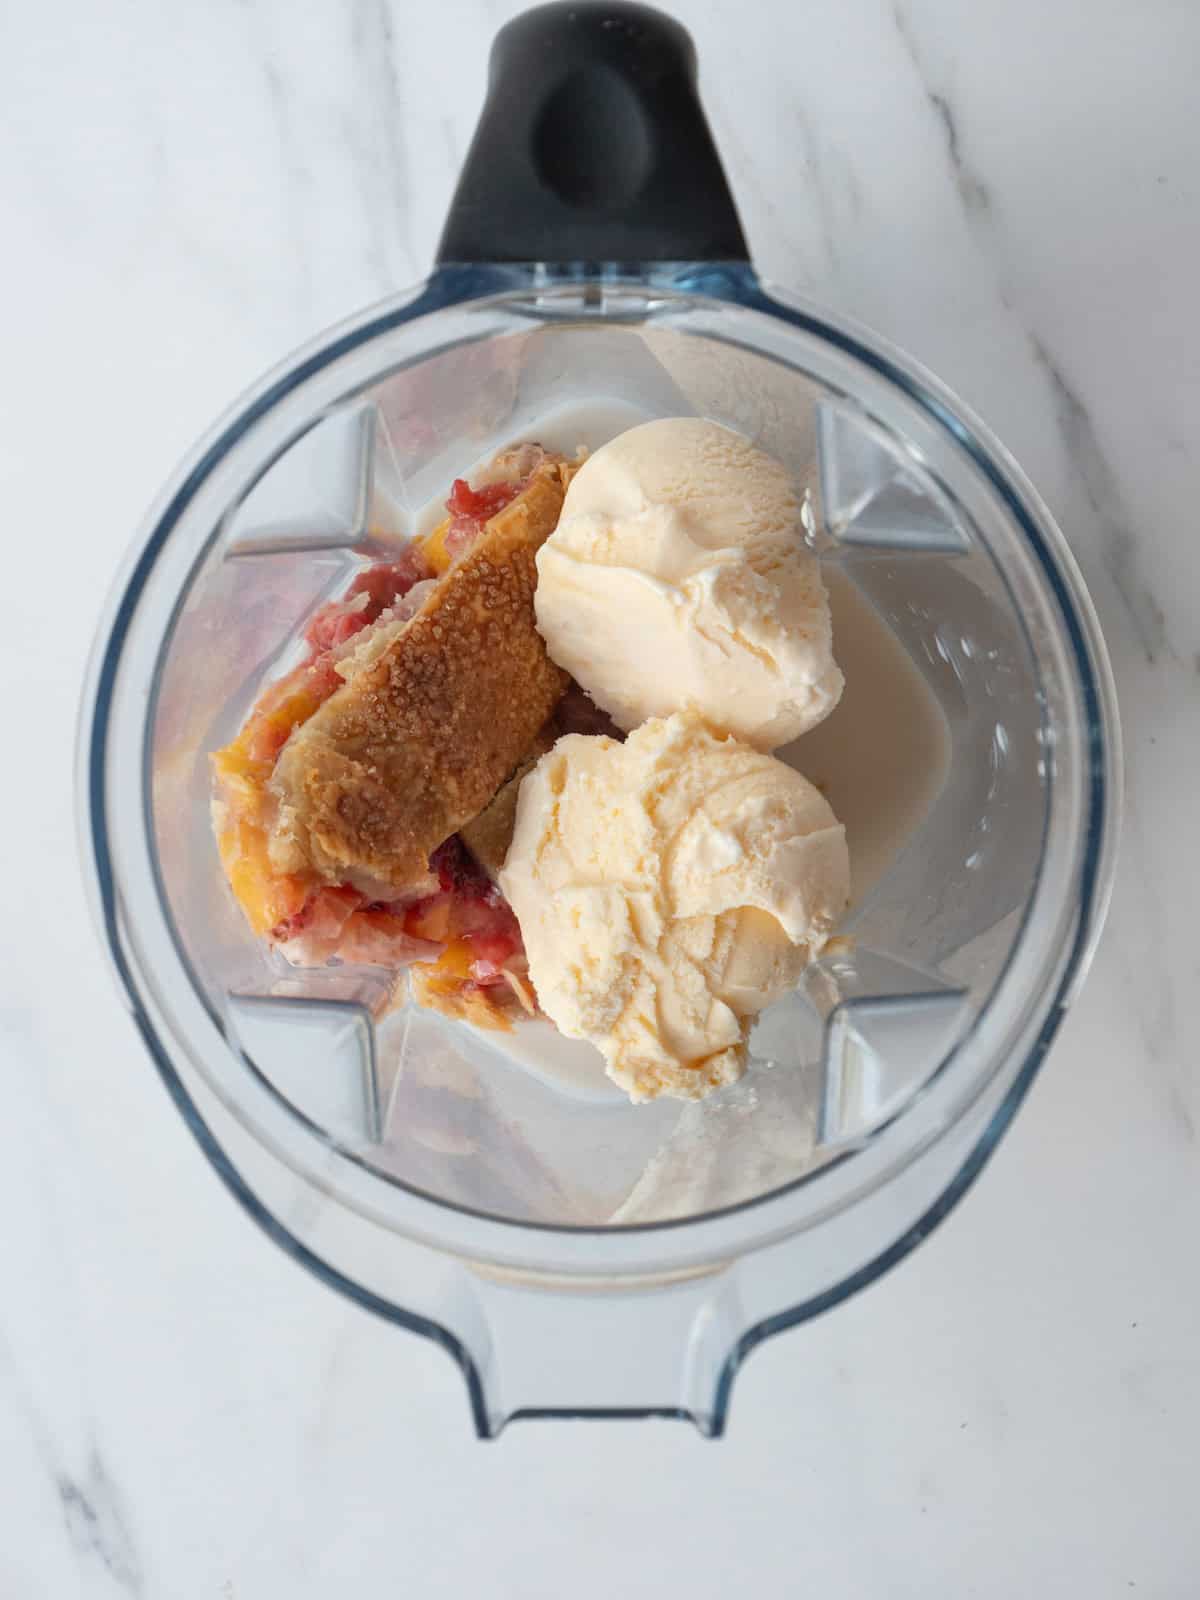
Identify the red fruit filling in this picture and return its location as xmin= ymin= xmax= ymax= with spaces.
xmin=445 ymin=477 xmax=522 ymax=562
xmin=222 ymin=465 xmax=539 ymax=1020
xmin=303 ymin=545 xmax=433 ymax=659
xmin=418 ymin=836 xmax=525 ymax=980
xmin=429 ymin=834 xmax=491 ymax=896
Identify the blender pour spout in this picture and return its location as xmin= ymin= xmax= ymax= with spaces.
xmin=456 ymin=1263 xmax=744 ymax=1437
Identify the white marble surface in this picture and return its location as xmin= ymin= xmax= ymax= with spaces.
xmin=3 ymin=0 xmax=1199 ymax=1593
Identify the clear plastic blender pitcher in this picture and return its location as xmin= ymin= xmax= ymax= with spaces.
xmin=79 ymin=1 xmax=1119 ymax=1434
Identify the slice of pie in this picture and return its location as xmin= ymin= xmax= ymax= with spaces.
xmin=269 ymin=458 xmax=570 ymax=893
xmin=211 ymin=445 xmax=584 ymax=1028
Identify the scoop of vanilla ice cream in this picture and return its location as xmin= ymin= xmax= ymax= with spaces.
xmin=534 ymin=418 xmax=843 ymax=751
xmin=499 ymin=713 xmax=849 ymax=1103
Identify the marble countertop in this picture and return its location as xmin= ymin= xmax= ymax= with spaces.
xmin=4 ymin=0 xmax=1199 ymax=1594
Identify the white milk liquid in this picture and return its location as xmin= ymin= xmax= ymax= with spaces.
xmin=777 ymin=565 xmax=950 ymax=910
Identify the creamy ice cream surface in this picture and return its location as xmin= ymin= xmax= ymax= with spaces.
xmin=499 ymin=713 xmax=849 ymax=1103
xmin=534 ymin=418 xmax=843 ymax=750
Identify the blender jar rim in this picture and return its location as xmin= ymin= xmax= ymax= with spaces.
xmin=78 ymin=260 xmax=1121 ymax=1278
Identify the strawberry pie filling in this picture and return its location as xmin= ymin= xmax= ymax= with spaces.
xmin=213 ymin=467 xmax=540 ymax=1022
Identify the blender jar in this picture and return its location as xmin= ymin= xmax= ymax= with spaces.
xmin=79 ymin=2 xmax=1119 ymax=1434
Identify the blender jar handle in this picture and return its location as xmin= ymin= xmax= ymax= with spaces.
xmin=435 ymin=1 xmax=749 ymax=265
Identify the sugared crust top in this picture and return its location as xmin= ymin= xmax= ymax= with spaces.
xmin=269 ymin=462 xmax=572 ymax=891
